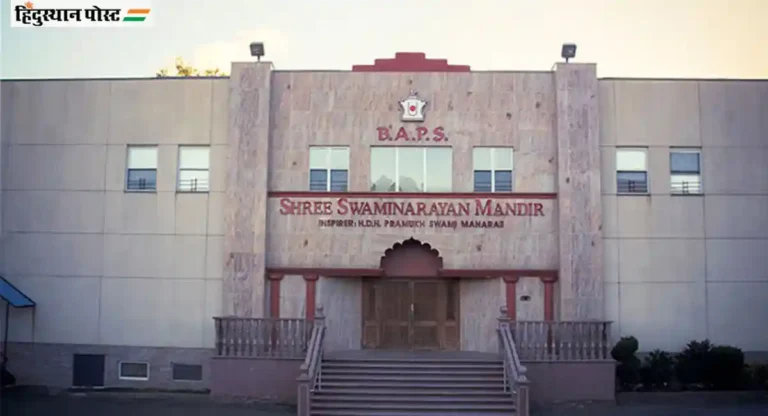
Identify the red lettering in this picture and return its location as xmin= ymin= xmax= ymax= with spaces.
xmin=416 ymin=126 xmax=428 ymax=141
xmin=279 ymin=198 xmax=294 ymax=215
xmin=416 ymin=202 xmax=427 ymax=215
xmin=302 ymin=201 xmax=312 ymax=214
xmin=337 ymin=198 xmax=349 ymax=215
xmin=534 ymin=203 xmax=544 ymax=216
xmin=395 ymin=127 xmax=410 ymax=141
xmin=377 ymin=127 xmax=391 ymax=141
xmin=475 ymin=199 xmax=492 ymax=216
xmin=433 ymin=126 xmax=446 ymax=142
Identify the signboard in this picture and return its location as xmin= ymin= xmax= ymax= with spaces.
xmin=277 ymin=197 xmax=547 ymax=230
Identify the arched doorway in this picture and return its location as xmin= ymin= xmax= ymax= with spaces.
xmin=362 ymin=238 xmax=460 ymax=350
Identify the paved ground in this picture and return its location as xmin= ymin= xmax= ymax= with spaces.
xmin=1 ymin=391 xmax=766 ymax=415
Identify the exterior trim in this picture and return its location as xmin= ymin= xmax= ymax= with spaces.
xmin=268 ymin=191 xmax=557 ymax=199
xmin=267 ymin=267 xmax=557 ymax=279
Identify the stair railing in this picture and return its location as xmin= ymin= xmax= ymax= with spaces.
xmin=497 ymin=306 xmax=530 ymax=416
xmin=297 ymin=306 xmax=326 ymax=416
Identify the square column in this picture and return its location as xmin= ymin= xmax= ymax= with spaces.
xmin=223 ymin=62 xmax=273 ymax=317
xmin=554 ymin=63 xmax=604 ymax=320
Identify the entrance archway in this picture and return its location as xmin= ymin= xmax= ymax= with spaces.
xmin=362 ymin=238 xmax=459 ymax=350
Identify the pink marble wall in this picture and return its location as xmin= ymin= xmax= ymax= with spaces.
xmin=268 ymin=71 xmax=557 ymax=193
xmin=266 ymin=196 xmax=558 ymax=269
xmin=554 ymin=64 xmax=604 ymax=320
xmin=223 ymin=63 xmax=272 ymax=317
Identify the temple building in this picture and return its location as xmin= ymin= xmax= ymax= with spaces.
xmin=0 ymin=52 xmax=766 ymax=412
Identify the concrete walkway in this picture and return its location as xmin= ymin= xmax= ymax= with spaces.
xmin=2 ymin=391 xmax=767 ymax=416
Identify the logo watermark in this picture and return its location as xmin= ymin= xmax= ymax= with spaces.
xmin=10 ymin=0 xmax=153 ymax=27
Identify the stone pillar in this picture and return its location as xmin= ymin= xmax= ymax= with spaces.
xmin=223 ymin=62 xmax=273 ymax=317
xmin=303 ymin=274 xmax=319 ymax=320
xmin=554 ymin=63 xmax=604 ymax=320
xmin=502 ymin=276 xmax=519 ymax=320
xmin=541 ymin=276 xmax=557 ymax=321
xmin=267 ymin=273 xmax=284 ymax=318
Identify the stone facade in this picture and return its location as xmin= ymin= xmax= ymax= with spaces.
xmin=0 ymin=56 xmax=766 ymax=391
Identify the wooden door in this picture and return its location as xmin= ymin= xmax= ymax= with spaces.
xmin=363 ymin=279 xmax=460 ymax=350
xmin=362 ymin=280 xmax=411 ymax=349
xmin=411 ymin=281 xmax=440 ymax=349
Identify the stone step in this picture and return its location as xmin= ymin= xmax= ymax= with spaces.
xmin=323 ymin=361 xmax=503 ymax=370
xmin=319 ymin=381 xmax=504 ymax=390
xmin=323 ymin=358 xmax=500 ymax=364
xmin=322 ymin=367 xmax=503 ymax=376
xmin=311 ymin=411 xmax=514 ymax=416
xmin=321 ymin=374 xmax=504 ymax=382
xmin=312 ymin=394 xmax=515 ymax=404
xmin=311 ymin=401 xmax=515 ymax=411
xmin=312 ymin=388 xmax=512 ymax=397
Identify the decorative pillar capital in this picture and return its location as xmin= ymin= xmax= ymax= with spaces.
xmin=540 ymin=274 xmax=558 ymax=284
xmin=303 ymin=274 xmax=319 ymax=282
xmin=502 ymin=275 xmax=520 ymax=284
xmin=267 ymin=272 xmax=284 ymax=281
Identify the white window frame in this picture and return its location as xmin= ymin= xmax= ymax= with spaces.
xmin=472 ymin=147 xmax=514 ymax=192
xmin=177 ymin=145 xmax=210 ymax=193
xmin=125 ymin=145 xmax=158 ymax=192
xmin=118 ymin=361 xmax=150 ymax=381
xmin=371 ymin=147 xmax=452 ymax=193
xmin=670 ymin=148 xmax=702 ymax=195
xmin=308 ymin=146 xmax=349 ymax=192
xmin=616 ymin=147 xmax=649 ymax=194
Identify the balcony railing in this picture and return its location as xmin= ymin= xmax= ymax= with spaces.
xmin=126 ymin=179 xmax=157 ymax=191
xmin=617 ymin=179 xmax=648 ymax=194
xmin=214 ymin=317 xmax=317 ymax=358
xmin=512 ymin=320 xmax=613 ymax=361
xmin=178 ymin=178 xmax=209 ymax=192
xmin=670 ymin=179 xmax=702 ymax=194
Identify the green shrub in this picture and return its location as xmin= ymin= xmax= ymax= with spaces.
xmin=675 ymin=339 xmax=712 ymax=385
xmin=611 ymin=336 xmax=641 ymax=390
xmin=611 ymin=336 xmax=639 ymax=362
xmin=708 ymin=346 xmax=746 ymax=390
xmin=749 ymin=364 xmax=768 ymax=390
xmin=640 ymin=349 xmax=675 ymax=390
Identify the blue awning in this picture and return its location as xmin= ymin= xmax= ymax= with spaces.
xmin=0 ymin=276 xmax=35 ymax=308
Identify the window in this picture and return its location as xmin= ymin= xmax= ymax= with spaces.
xmin=178 ymin=146 xmax=210 ymax=192
xmin=118 ymin=361 xmax=149 ymax=381
xmin=172 ymin=363 xmax=203 ymax=382
xmin=473 ymin=147 xmax=514 ymax=192
xmin=370 ymin=147 xmax=452 ymax=192
xmin=309 ymin=147 xmax=349 ymax=192
xmin=126 ymin=146 xmax=157 ymax=191
xmin=616 ymin=148 xmax=648 ymax=193
xmin=670 ymin=149 xmax=702 ymax=194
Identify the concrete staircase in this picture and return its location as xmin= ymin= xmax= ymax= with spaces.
xmin=310 ymin=353 xmax=516 ymax=416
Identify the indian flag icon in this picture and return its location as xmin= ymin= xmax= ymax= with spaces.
xmin=123 ymin=8 xmax=150 ymax=22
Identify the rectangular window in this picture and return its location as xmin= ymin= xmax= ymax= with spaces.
xmin=309 ymin=147 xmax=349 ymax=192
xmin=126 ymin=146 xmax=157 ymax=191
xmin=178 ymin=146 xmax=210 ymax=192
xmin=473 ymin=147 xmax=514 ymax=192
xmin=172 ymin=363 xmax=203 ymax=382
xmin=370 ymin=147 xmax=452 ymax=192
xmin=118 ymin=361 xmax=149 ymax=381
xmin=616 ymin=148 xmax=648 ymax=193
xmin=670 ymin=148 xmax=702 ymax=194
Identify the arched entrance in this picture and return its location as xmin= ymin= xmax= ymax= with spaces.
xmin=362 ymin=238 xmax=460 ymax=350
